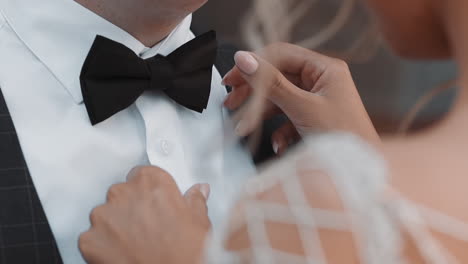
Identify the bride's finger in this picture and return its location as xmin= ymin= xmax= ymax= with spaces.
xmin=223 ymin=61 xmax=303 ymax=89
xmin=222 ymin=68 xmax=245 ymax=87
xmin=224 ymin=84 xmax=251 ymax=109
xmin=225 ymin=87 xmax=281 ymax=119
xmin=224 ymin=42 xmax=332 ymax=91
xmin=224 ymin=72 xmax=303 ymax=111
xmin=271 ymin=121 xmax=300 ymax=155
xmin=233 ymin=51 xmax=317 ymax=117
xmin=259 ymin=43 xmax=330 ymax=83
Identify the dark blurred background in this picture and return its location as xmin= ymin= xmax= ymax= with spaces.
xmin=193 ymin=0 xmax=457 ymax=134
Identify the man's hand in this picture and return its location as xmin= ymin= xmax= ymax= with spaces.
xmin=79 ymin=166 xmax=211 ymax=264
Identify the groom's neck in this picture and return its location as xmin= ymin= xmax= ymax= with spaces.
xmin=75 ymin=0 xmax=200 ymax=47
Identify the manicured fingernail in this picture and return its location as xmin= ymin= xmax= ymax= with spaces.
xmin=224 ymin=98 xmax=231 ymax=108
xmin=235 ymin=120 xmax=248 ymax=136
xmin=272 ymin=141 xmax=279 ymax=154
xmin=234 ymin=51 xmax=259 ymax=75
xmin=224 ymin=91 xmax=234 ymax=107
xmin=222 ymin=69 xmax=234 ymax=85
xmin=199 ymin=184 xmax=210 ymax=200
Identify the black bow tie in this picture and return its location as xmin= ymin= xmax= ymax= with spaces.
xmin=80 ymin=31 xmax=218 ymax=125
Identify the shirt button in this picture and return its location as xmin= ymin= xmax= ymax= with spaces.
xmin=159 ymin=140 xmax=172 ymax=156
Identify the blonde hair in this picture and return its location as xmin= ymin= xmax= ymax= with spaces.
xmin=242 ymin=0 xmax=381 ymax=62
xmin=241 ymin=0 xmax=456 ymax=134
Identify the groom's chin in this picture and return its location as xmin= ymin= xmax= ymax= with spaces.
xmin=190 ymin=0 xmax=209 ymax=11
xmin=181 ymin=0 xmax=209 ymax=13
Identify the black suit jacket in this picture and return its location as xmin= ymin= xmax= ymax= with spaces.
xmin=0 ymin=91 xmax=62 ymax=263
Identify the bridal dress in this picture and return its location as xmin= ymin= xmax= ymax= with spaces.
xmin=205 ymin=133 xmax=468 ymax=264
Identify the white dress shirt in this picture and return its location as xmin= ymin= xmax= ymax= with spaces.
xmin=0 ymin=0 xmax=254 ymax=263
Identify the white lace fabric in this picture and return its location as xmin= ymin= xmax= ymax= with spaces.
xmin=205 ymin=133 xmax=468 ymax=264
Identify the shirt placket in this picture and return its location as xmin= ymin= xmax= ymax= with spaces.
xmin=134 ymin=92 xmax=191 ymax=191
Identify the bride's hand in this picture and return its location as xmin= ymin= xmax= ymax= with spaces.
xmin=223 ymin=43 xmax=380 ymax=154
xmin=79 ymin=166 xmax=211 ymax=264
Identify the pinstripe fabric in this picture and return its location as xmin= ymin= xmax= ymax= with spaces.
xmin=0 ymin=89 xmax=63 ymax=264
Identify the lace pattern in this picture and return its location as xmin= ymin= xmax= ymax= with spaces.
xmin=205 ymin=133 xmax=468 ymax=264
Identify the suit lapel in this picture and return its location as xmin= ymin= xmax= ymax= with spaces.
xmin=0 ymin=88 xmax=63 ymax=264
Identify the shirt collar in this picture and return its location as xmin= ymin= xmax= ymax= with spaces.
xmin=0 ymin=0 xmax=193 ymax=104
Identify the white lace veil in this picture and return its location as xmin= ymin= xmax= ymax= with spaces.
xmin=204 ymin=133 xmax=404 ymax=264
